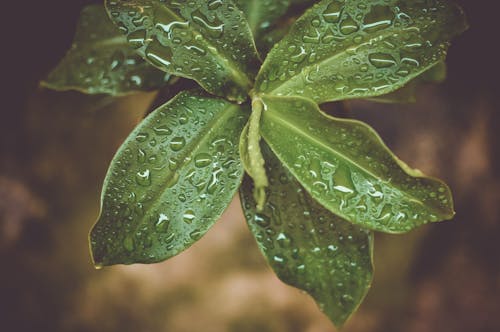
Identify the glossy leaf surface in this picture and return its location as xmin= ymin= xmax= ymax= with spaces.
xmin=41 ymin=5 xmax=169 ymax=95
xmin=240 ymin=143 xmax=373 ymax=327
xmin=259 ymin=95 xmax=454 ymax=233
xmin=255 ymin=0 xmax=467 ymax=103
xmin=106 ymin=0 xmax=260 ymax=102
xmin=91 ymin=90 xmax=248 ymax=265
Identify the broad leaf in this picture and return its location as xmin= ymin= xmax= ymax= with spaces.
xmin=90 ymin=90 xmax=248 ymax=265
xmin=234 ymin=0 xmax=291 ymax=40
xmin=259 ymin=95 xmax=454 ymax=233
xmin=255 ymin=0 xmax=467 ymax=104
xmin=41 ymin=5 xmax=170 ymax=95
xmin=105 ymin=0 xmax=260 ymax=102
xmin=240 ymin=143 xmax=373 ymax=327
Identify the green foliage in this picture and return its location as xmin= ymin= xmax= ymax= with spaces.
xmin=241 ymin=143 xmax=373 ymax=327
xmin=41 ymin=5 xmax=170 ymax=95
xmin=44 ymin=0 xmax=467 ymax=328
xmin=105 ymin=0 xmax=260 ymax=102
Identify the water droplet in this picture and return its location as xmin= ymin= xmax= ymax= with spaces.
xmin=127 ymin=29 xmax=147 ymax=49
xmin=145 ymin=39 xmax=174 ymax=68
xmin=183 ymin=210 xmax=196 ymax=224
xmin=170 ymin=137 xmax=186 ymax=151
xmin=153 ymin=125 xmax=172 ymax=136
xmin=194 ymin=153 xmax=212 ymax=168
xmin=363 ymin=5 xmax=394 ymax=32
xmin=368 ymin=53 xmax=397 ymax=68
xmin=135 ymin=169 xmax=151 ymax=186
xmin=191 ymin=9 xmax=224 ymax=38
xmin=155 ymin=213 xmax=170 ymax=231
xmin=339 ymin=15 xmax=359 ymax=35
xmin=189 ymin=229 xmax=202 ymax=241
xmin=136 ymin=132 xmax=149 ymax=143
xmin=254 ymin=213 xmax=271 ymax=228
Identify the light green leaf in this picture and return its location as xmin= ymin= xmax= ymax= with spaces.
xmin=239 ymin=99 xmax=269 ymax=210
xmin=105 ymin=0 xmax=260 ymax=102
xmin=90 ymin=90 xmax=249 ymax=266
xmin=259 ymin=95 xmax=454 ymax=233
xmin=255 ymin=0 xmax=467 ymax=103
xmin=234 ymin=0 xmax=291 ymax=39
xmin=41 ymin=5 xmax=170 ymax=96
xmin=240 ymin=143 xmax=373 ymax=327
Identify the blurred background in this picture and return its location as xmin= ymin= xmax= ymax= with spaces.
xmin=1 ymin=1 xmax=499 ymax=331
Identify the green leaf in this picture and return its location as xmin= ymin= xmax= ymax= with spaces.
xmin=240 ymin=143 xmax=373 ymax=327
xmin=367 ymin=61 xmax=448 ymax=104
xmin=90 ymin=90 xmax=249 ymax=266
xmin=105 ymin=0 xmax=260 ymax=102
xmin=234 ymin=0 xmax=291 ymax=39
xmin=259 ymin=95 xmax=454 ymax=233
xmin=255 ymin=0 xmax=467 ymax=104
xmin=41 ymin=5 xmax=170 ymax=96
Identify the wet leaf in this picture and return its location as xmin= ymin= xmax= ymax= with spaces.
xmin=240 ymin=143 xmax=373 ymax=327
xmin=105 ymin=0 xmax=260 ymax=102
xmin=259 ymin=95 xmax=454 ymax=233
xmin=255 ymin=0 xmax=467 ymax=103
xmin=90 ymin=90 xmax=248 ymax=265
xmin=41 ymin=5 xmax=170 ymax=96
xmin=367 ymin=61 xmax=448 ymax=104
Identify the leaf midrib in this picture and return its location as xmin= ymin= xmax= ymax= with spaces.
xmin=262 ymin=104 xmax=429 ymax=210
xmin=134 ymin=103 xmax=241 ymax=226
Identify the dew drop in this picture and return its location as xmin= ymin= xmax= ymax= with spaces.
xmin=170 ymin=137 xmax=186 ymax=151
xmin=194 ymin=153 xmax=212 ymax=168
xmin=135 ymin=169 xmax=151 ymax=186
xmin=368 ymin=52 xmax=397 ymax=68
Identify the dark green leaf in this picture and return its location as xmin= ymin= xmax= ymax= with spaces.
xmin=259 ymin=95 xmax=454 ymax=233
xmin=367 ymin=61 xmax=448 ymax=104
xmin=105 ymin=0 xmax=260 ymax=102
xmin=90 ymin=90 xmax=248 ymax=266
xmin=255 ymin=0 xmax=467 ymax=103
xmin=234 ymin=0 xmax=291 ymax=39
xmin=240 ymin=143 xmax=373 ymax=327
xmin=41 ymin=5 xmax=170 ymax=96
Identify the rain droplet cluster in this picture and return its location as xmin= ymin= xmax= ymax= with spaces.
xmin=45 ymin=5 xmax=169 ymax=95
xmin=261 ymin=96 xmax=453 ymax=233
xmin=106 ymin=0 xmax=260 ymax=102
xmin=91 ymin=90 xmax=248 ymax=264
xmin=241 ymin=143 xmax=373 ymax=326
xmin=256 ymin=0 xmax=464 ymax=103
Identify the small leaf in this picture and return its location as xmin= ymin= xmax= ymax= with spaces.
xmin=90 ymin=90 xmax=248 ymax=265
xmin=239 ymin=99 xmax=269 ymax=210
xmin=240 ymin=143 xmax=373 ymax=327
xmin=259 ymin=95 xmax=454 ymax=233
xmin=105 ymin=0 xmax=260 ymax=102
xmin=255 ymin=0 xmax=467 ymax=103
xmin=41 ymin=5 xmax=170 ymax=96
xmin=234 ymin=0 xmax=291 ymax=39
